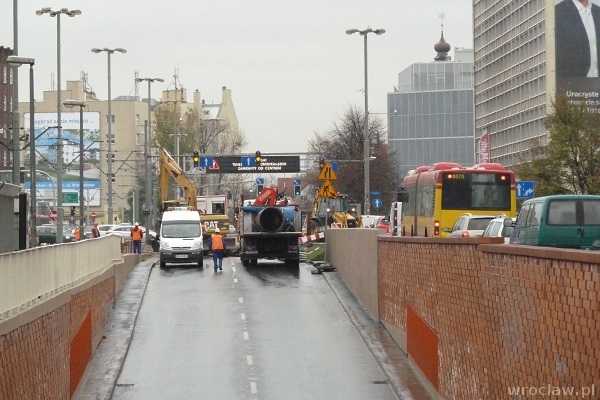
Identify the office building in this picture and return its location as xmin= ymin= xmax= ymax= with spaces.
xmin=387 ymin=33 xmax=475 ymax=177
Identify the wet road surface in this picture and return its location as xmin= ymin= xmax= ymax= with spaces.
xmin=80 ymin=256 xmax=431 ymax=400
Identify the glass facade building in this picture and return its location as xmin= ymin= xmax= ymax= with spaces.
xmin=473 ymin=0 xmax=548 ymax=167
xmin=387 ymin=49 xmax=475 ymax=177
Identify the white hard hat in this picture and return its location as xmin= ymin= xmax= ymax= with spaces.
xmin=214 ymin=228 xmax=220 ymax=233
xmin=135 ymin=222 xmax=139 ymax=226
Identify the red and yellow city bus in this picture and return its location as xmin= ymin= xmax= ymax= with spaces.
xmin=400 ymin=162 xmax=517 ymax=237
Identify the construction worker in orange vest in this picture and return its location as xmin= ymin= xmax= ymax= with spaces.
xmin=75 ymin=226 xmax=82 ymax=241
xmin=208 ymin=227 xmax=227 ymax=272
xmin=130 ymin=222 xmax=144 ymax=254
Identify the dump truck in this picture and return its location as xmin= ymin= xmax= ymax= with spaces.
xmin=239 ymin=186 xmax=302 ymax=267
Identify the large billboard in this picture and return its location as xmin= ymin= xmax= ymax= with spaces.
xmin=555 ymin=0 xmax=600 ymax=111
xmin=24 ymin=111 xmax=101 ymax=207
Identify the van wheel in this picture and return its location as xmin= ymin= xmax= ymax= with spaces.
xmin=242 ymin=259 xmax=249 ymax=267
xmin=160 ymin=261 xmax=166 ymax=268
xmin=251 ymin=259 xmax=258 ymax=266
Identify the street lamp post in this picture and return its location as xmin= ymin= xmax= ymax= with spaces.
xmin=91 ymin=47 xmax=127 ymax=225
xmin=135 ymin=77 xmax=164 ymax=240
xmin=63 ymin=100 xmax=86 ymax=231
xmin=37 ymin=7 xmax=81 ymax=243
xmin=8 ymin=56 xmax=36 ymax=248
xmin=346 ymin=27 xmax=385 ymax=215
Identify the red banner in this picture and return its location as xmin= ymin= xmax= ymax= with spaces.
xmin=479 ymin=129 xmax=490 ymax=163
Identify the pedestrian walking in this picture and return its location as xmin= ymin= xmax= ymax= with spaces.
xmin=208 ymin=227 xmax=226 ymax=271
xmin=91 ymin=222 xmax=101 ymax=238
xmin=130 ymin=222 xmax=144 ymax=254
xmin=75 ymin=226 xmax=82 ymax=241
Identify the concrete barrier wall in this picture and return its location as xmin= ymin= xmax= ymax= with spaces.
xmin=0 ymin=240 xmax=140 ymax=399
xmin=327 ymin=228 xmax=384 ymax=320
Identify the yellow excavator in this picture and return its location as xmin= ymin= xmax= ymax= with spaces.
xmin=305 ymin=190 xmax=362 ymax=235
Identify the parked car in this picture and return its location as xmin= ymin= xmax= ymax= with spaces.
xmin=106 ymin=225 xmax=135 ymax=238
xmin=375 ymin=216 xmax=391 ymax=234
xmin=107 ymin=225 xmax=158 ymax=242
xmin=96 ymin=224 xmax=117 ymax=237
xmin=482 ymin=216 xmax=515 ymax=243
xmin=36 ymin=225 xmax=75 ymax=245
xmin=447 ymin=213 xmax=499 ymax=238
xmin=361 ymin=215 xmax=380 ymax=228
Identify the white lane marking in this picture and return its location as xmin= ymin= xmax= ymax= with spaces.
xmin=239 ymin=297 xmax=244 ymax=303
xmin=234 ymin=278 xmax=238 ymax=283
xmin=241 ymin=313 xmax=246 ymax=320
xmin=243 ymin=331 xmax=249 ymax=340
xmin=246 ymin=355 xmax=253 ymax=365
xmin=250 ymin=382 xmax=257 ymax=394
xmin=232 ymin=266 xmax=236 ymax=272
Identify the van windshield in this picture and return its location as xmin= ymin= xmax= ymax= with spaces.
xmin=161 ymin=222 xmax=201 ymax=238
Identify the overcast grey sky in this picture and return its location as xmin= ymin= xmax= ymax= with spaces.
xmin=2 ymin=0 xmax=473 ymax=154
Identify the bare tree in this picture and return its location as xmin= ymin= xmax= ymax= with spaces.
xmin=307 ymin=105 xmax=400 ymax=213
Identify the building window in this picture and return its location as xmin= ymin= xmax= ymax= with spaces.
xmin=9 ymin=68 xmax=13 ymax=84
xmin=106 ymin=115 xmax=115 ymax=124
xmin=136 ymin=114 xmax=140 ymax=125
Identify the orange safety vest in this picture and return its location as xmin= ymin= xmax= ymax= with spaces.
xmin=211 ymin=234 xmax=224 ymax=250
xmin=75 ymin=227 xmax=81 ymax=241
xmin=131 ymin=227 xmax=143 ymax=241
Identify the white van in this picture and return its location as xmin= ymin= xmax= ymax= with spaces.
xmin=159 ymin=209 xmax=203 ymax=268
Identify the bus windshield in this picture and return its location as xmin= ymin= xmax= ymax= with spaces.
xmin=441 ymin=171 xmax=511 ymax=211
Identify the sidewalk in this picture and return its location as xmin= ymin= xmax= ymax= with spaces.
xmin=76 ymin=257 xmax=156 ymax=400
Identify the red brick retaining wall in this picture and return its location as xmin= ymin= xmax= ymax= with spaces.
xmin=379 ymin=236 xmax=600 ymax=399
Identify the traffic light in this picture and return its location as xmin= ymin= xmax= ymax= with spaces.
xmin=193 ymin=151 xmax=199 ymax=167
xmin=294 ymin=185 xmax=301 ymax=196
xmin=255 ymin=150 xmax=262 ymax=167
xmin=70 ymin=206 xmax=75 ymax=216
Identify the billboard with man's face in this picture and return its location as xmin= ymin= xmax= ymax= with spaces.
xmin=555 ymin=0 xmax=600 ymax=111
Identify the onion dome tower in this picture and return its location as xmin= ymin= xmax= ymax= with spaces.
xmin=434 ymin=13 xmax=451 ymax=61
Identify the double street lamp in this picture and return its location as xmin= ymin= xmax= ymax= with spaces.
xmin=346 ymin=27 xmax=385 ymax=215
xmin=91 ymin=47 xmax=127 ymax=225
xmin=135 ymin=77 xmax=164 ymax=238
xmin=7 ymin=55 xmax=36 ymax=248
xmin=37 ymin=7 xmax=81 ymax=243
xmin=63 ymin=100 xmax=86 ymax=230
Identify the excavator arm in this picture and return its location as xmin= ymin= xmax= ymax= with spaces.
xmin=159 ymin=149 xmax=197 ymax=209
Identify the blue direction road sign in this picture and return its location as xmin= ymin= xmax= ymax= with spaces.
xmin=372 ymin=198 xmax=382 ymax=209
xmin=516 ymin=181 xmax=535 ymax=198
xmin=241 ymin=156 xmax=256 ymax=167
xmin=199 ymin=156 xmax=213 ymax=168
xmin=293 ymin=179 xmax=301 ymax=185
xmin=370 ymin=190 xmax=382 ymax=196
xmin=330 ymin=162 xmax=338 ymax=172
xmin=256 ymin=177 xmax=265 ymax=185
